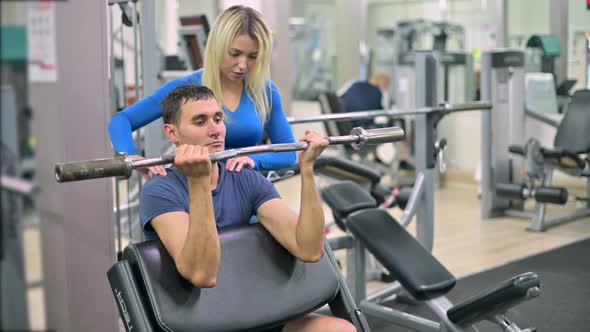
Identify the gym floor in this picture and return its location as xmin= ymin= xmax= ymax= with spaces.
xmin=21 ymin=101 xmax=590 ymax=330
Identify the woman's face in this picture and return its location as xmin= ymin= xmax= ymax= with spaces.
xmin=220 ymin=34 xmax=259 ymax=82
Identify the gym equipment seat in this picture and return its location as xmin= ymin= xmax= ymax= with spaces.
xmin=107 ymin=223 xmax=370 ymax=332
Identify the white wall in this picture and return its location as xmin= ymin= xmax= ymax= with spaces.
xmin=568 ymin=0 xmax=590 ymax=37
xmin=506 ymin=0 xmax=550 ymax=47
xmin=1 ymin=1 xmax=26 ymax=25
xmin=567 ymin=0 xmax=590 ymax=90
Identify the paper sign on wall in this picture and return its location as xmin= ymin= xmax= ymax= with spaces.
xmin=27 ymin=1 xmax=57 ymax=82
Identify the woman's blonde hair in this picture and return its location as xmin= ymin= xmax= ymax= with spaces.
xmin=202 ymin=5 xmax=273 ymax=124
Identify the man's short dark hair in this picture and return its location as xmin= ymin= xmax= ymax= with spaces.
xmin=161 ymin=84 xmax=216 ymax=125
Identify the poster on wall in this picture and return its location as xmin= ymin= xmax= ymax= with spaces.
xmin=27 ymin=0 xmax=57 ymax=82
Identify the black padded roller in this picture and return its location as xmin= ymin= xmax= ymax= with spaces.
xmin=508 ymin=145 xmax=525 ymax=156
xmin=55 ymin=155 xmax=132 ymax=182
xmin=495 ymin=183 xmax=526 ymax=200
xmin=534 ymin=187 xmax=568 ymax=205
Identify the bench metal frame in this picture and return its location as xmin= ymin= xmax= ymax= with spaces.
xmin=343 ymin=237 xmax=536 ymax=332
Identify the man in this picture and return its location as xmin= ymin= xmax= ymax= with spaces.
xmin=339 ymin=71 xmax=391 ymax=128
xmin=340 ymin=72 xmax=414 ymax=171
xmin=139 ymin=84 xmax=356 ymax=332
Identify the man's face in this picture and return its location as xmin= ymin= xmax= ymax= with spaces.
xmin=170 ymin=97 xmax=226 ymax=152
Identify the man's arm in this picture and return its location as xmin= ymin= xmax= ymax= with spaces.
xmin=257 ymin=131 xmax=328 ymax=262
xmin=151 ymin=145 xmax=220 ymax=287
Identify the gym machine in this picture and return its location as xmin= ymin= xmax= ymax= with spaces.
xmin=290 ymin=15 xmax=334 ymax=100
xmin=321 ymin=180 xmax=540 ymax=332
xmin=480 ymin=50 xmax=527 ymax=220
xmin=480 ymin=50 xmax=590 ymax=231
xmin=108 ymin=0 xmax=148 ymax=250
xmin=1 ymin=86 xmax=30 ymax=330
xmin=109 ymin=223 xmax=370 ymax=331
xmin=392 ymin=49 xmax=475 ymax=191
xmin=108 ymin=1 xmax=213 ymax=250
xmin=374 ymin=19 xmax=472 ymax=110
xmin=292 ymin=52 xmax=490 ymax=251
xmin=395 ymin=51 xmax=474 ymax=112
xmin=525 ymin=34 xmax=577 ymax=111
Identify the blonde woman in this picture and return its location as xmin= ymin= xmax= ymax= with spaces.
xmin=108 ymin=5 xmax=296 ymax=178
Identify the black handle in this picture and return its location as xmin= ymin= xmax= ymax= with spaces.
xmin=508 ymin=145 xmax=525 ymax=156
xmin=495 ymin=183 xmax=526 ymax=200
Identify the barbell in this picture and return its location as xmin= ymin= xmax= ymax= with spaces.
xmin=55 ymin=126 xmax=405 ymax=183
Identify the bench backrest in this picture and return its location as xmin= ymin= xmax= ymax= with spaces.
xmin=554 ymin=89 xmax=590 ymax=154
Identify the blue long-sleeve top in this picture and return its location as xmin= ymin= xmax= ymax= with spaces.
xmin=108 ymin=69 xmax=296 ymax=171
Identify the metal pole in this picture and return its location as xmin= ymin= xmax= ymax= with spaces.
xmin=132 ymin=0 xmax=141 ymax=152
xmin=0 ymin=86 xmax=29 ymax=329
xmin=414 ymin=51 xmax=438 ymax=252
xmin=287 ymin=102 xmax=492 ymax=125
xmin=480 ymin=52 xmax=494 ymax=219
xmin=130 ymin=0 xmax=141 ymax=244
xmin=108 ymin=3 xmax=124 ymax=261
xmin=108 ymin=4 xmax=116 ymax=115
xmin=141 ymin=0 xmax=169 ymax=159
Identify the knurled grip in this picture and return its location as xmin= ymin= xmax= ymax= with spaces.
xmin=55 ymin=155 xmax=132 ymax=182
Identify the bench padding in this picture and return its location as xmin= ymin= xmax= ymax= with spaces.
xmin=321 ymin=181 xmax=377 ymax=220
xmin=347 ymin=208 xmax=456 ymax=300
xmin=122 ymin=224 xmax=340 ymax=331
xmin=447 ymin=272 xmax=540 ymax=325
xmin=554 ymin=89 xmax=590 ymax=154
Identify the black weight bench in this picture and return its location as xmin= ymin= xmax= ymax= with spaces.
xmin=107 ymin=223 xmax=370 ymax=332
xmin=322 ymin=180 xmax=540 ymax=331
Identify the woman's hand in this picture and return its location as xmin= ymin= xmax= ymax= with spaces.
xmin=127 ymin=154 xmax=167 ymax=181
xmin=225 ymin=156 xmax=255 ymax=172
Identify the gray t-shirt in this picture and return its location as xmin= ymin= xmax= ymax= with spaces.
xmin=139 ymin=163 xmax=281 ymax=241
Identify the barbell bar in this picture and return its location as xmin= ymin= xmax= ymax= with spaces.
xmin=55 ymin=126 xmax=405 ymax=183
xmin=287 ymin=101 xmax=492 ymax=124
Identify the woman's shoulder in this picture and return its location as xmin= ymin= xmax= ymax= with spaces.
xmin=185 ymin=68 xmax=204 ymax=84
xmin=265 ymin=79 xmax=280 ymax=95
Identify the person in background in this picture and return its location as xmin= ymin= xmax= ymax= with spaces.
xmin=108 ymin=5 xmax=296 ymax=180
xmin=339 ymin=71 xmax=391 ymax=128
xmin=339 ymin=71 xmax=414 ymax=171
